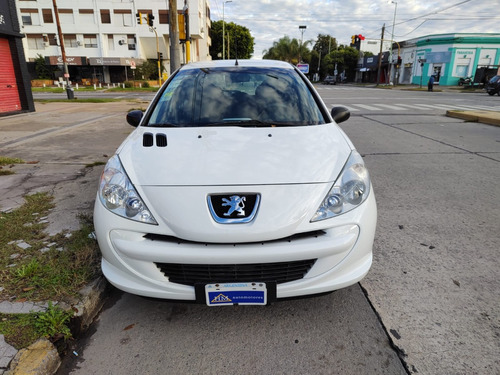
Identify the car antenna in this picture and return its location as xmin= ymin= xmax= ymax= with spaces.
xmin=235 ymin=36 xmax=239 ymax=66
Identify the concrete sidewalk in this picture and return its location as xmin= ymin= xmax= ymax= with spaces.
xmin=0 ymin=101 xmax=142 ymax=374
xmin=446 ymin=109 xmax=500 ymax=127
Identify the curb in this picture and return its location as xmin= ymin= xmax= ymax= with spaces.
xmin=4 ymin=277 xmax=108 ymax=375
xmin=446 ymin=110 xmax=500 ymax=127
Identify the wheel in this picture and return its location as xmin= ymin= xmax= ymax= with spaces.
xmin=458 ymin=81 xmax=463 ymax=86
xmin=488 ymin=91 xmax=495 ymax=96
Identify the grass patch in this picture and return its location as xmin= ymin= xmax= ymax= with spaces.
xmin=0 ymin=193 xmax=101 ymax=302
xmin=0 ymin=313 xmax=40 ymax=349
xmin=0 ymin=156 xmax=24 ymax=166
xmin=0 ymin=193 xmax=101 ymax=349
xmin=0 ymin=303 xmax=73 ymax=349
xmin=34 ymin=98 xmax=122 ymax=104
xmin=0 ymin=156 xmax=24 ymax=176
xmin=106 ymin=86 xmax=158 ymax=92
xmin=85 ymin=161 xmax=106 ymax=168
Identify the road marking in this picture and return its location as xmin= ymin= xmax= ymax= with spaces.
xmin=375 ymin=104 xmax=407 ymax=111
xmin=352 ymin=104 xmax=383 ymax=111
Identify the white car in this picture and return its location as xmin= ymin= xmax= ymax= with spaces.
xmin=94 ymin=59 xmax=376 ymax=306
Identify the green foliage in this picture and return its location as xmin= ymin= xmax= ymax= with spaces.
xmin=124 ymin=81 xmax=133 ymax=88
xmin=210 ymin=20 xmax=254 ymax=60
xmin=313 ymin=34 xmax=337 ymax=56
xmin=34 ymin=302 xmax=73 ymax=339
xmin=14 ymin=258 xmax=40 ymax=279
xmin=0 ymin=313 xmax=40 ymax=349
xmin=34 ymin=54 xmax=54 ymax=80
xmin=0 ymin=194 xmax=101 ymax=302
xmin=0 ymin=156 xmax=24 ymax=166
xmin=136 ymin=59 xmax=164 ymax=80
xmin=262 ymin=35 xmax=312 ymax=65
xmin=142 ymin=80 xmax=150 ymax=88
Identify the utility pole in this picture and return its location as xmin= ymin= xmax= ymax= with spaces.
xmin=168 ymin=0 xmax=180 ymax=73
xmin=52 ymin=0 xmax=73 ymax=99
xmin=376 ymin=24 xmax=385 ymax=86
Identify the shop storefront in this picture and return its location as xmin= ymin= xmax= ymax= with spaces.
xmin=410 ymin=34 xmax=500 ymax=86
xmin=0 ymin=0 xmax=34 ymax=115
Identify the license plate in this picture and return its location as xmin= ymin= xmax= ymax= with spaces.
xmin=205 ymin=282 xmax=267 ymax=306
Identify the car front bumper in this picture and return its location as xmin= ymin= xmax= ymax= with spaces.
xmin=94 ymin=191 xmax=377 ymax=302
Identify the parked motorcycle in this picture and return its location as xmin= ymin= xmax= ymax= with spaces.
xmin=458 ymin=76 xmax=473 ymax=86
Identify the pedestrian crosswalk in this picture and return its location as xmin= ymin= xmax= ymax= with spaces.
xmin=328 ymin=102 xmax=500 ymax=113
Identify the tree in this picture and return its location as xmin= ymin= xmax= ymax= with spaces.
xmin=210 ymin=20 xmax=254 ymax=60
xmin=313 ymin=34 xmax=337 ymax=57
xmin=262 ymin=36 xmax=312 ymax=65
xmin=137 ymin=60 xmax=165 ymax=80
xmin=322 ymin=46 xmax=360 ymax=81
xmin=34 ymin=54 xmax=54 ymax=79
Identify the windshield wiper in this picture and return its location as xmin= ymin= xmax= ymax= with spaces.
xmin=209 ymin=119 xmax=277 ymax=127
xmin=148 ymin=123 xmax=179 ymax=128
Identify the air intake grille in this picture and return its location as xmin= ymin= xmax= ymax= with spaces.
xmin=156 ymin=134 xmax=167 ymax=147
xmin=156 ymin=259 xmax=316 ymax=286
xmin=143 ymin=133 xmax=154 ymax=147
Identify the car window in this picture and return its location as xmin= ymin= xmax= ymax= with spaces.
xmin=147 ymin=67 xmax=326 ymax=127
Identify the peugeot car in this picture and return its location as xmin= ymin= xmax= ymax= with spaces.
xmin=94 ymin=59 xmax=377 ymax=306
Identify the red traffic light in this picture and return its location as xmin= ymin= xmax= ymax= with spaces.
xmin=358 ymin=34 xmax=365 ymax=40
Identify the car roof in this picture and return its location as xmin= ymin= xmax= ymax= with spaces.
xmin=179 ymin=59 xmax=296 ymax=71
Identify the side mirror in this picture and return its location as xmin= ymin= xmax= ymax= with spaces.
xmin=126 ymin=110 xmax=144 ymax=127
xmin=331 ymin=106 xmax=350 ymax=124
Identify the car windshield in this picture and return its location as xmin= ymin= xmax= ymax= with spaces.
xmin=146 ymin=66 xmax=326 ymax=127
xmin=489 ymin=75 xmax=500 ymax=83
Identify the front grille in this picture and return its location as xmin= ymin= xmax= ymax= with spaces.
xmin=156 ymin=259 xmax=316 ymax=286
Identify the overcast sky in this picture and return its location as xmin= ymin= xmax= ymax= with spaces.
xmin=209 ymin=0 xmax=499 ymax=59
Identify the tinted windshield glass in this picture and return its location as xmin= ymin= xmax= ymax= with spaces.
xmin=147 ymin=67 xmax=326 ymax=127
xmin=490 ymin=75 xmax=500 ymax=83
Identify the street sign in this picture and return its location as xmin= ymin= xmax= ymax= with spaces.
xmin=297 ymin=64 xmax=309 ymax=74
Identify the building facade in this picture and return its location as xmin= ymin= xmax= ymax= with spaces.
xmin=16 ymin=0 xmax=212 ymax=84
xmin=0 ymin=0 xmax=34 ymax=115
xmin=397 ymin=33 xmax=500 ymax=86
xmin=356 ymin=33 xmax=500 ymax=86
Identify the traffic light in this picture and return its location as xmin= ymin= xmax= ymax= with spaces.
xmin=358 ymin=34 xmax=365 ymax=41
xmin=351 ymin=35 xmax=356 ymax=46
xmin=158 ymin=52 xmax=163 ymax=60
xmin=148 ymin=13 xmax=154 ymax=27
xmin=136 ymin=12 xmax=142 ymax=25
xmin=178 ymin=14 xmax=187 ymax=41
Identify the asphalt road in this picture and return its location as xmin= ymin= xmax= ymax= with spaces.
xmin=55 ymin=87 xmax=500 ymax=375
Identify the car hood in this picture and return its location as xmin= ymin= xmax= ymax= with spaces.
xmin=118 ymin=125 xmax=352 ymax=186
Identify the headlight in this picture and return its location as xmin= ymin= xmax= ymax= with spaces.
xmin=98 ymin=155 xmax=157 ymax=225
xmin=311 ymin=151 xmax=371 ymax=222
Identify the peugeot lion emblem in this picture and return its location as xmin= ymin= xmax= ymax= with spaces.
xmin=208 ymin=193 xmax=260 ymax=224
xmin=222 ymin=196 xmax=246 ymax=216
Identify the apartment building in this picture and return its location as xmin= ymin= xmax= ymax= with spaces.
xmin=17 ymin=0 xmax=212 ymax=84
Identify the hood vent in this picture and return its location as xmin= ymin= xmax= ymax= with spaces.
xmin=156 ymin=134 xmax=167 ymax=147
xmin=143 ymin=133 xmax=154 ymax=147
xmin=143 ymin=133 xmax=167 ymax=147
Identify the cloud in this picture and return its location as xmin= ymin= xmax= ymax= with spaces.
xmin=210 ymin=0 xmax=499 ymax=59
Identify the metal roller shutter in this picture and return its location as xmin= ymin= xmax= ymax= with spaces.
xmin=0 ymin=38 xmax=21 ymax=113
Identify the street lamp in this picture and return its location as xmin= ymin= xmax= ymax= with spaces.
xmin=299 ymin=25 xmax=307 ymax=63
xmin=389 ymin=1 xmax=397 ymax=84
xmin=222 ymin=1 xmax=233 ymax=60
